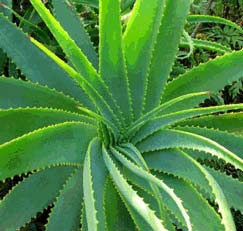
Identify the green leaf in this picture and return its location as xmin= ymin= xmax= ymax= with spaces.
xmin=180 ymin=151 xmax=236 ymax=231
xmin=137 ymin=129 xmax=243 ymax=171
xmin=104 ymin=177 xmax=136 ymax=231
xmin=99 ymin=0 xmax=131 ymax=124
xmin=83 ymin=138 xmax=107 ymax=231
xmin=29 ymin=0 xmax=96 ymax=79
xmin=177 ymin=112 xmax=243 ymax=135
xmin=206 ymin=167 xmax=243 ymax=213
xmin=127 ymin=91 xmax=210 ymax=137
xmin=162 ymin=50 xmax=243 ymax=112
xmin=52 ymin=0 xmax=98 ymax=69
xmin=0 ymin=14 xmax=92 ymax=107
xmin=144 ymin=149 xmax=210 ymax=191
xmin=0 ymin=108 xmax=95 ymax=144
xmin=0 ymin=77 xmax=80 ymax=112
xmin=144 ymin=0 xmax=191 ymax=112
xmin=102 ymin=145 xmax=166 ymax=231
xmin=116 ymin=144 xmax=175 ymax=230
xmin=187 ymin=15 xmax=243 ymax=34
xmin=123 ymin=0 xmax=165 ymax=119
xmin=81 ymin=201 xmax=88 ymax=231
xmin=30 ymin=0 xmax=122 ymax=123
xmin=29 ymin=38 xmax=121 ymax=129
xmin=176 ymin=126 xmax=243 ymax=159
xmin=180 ymin=38 xmax=232 ymax=54
xmin=111 ymin=147 xmax=192 ymax=231
xmin=144 ymin=149 xmax=243 ymax=213
xmin=156 ymin=172 xmax=224 ymax=231
xmin=0 ymin=166 xmax=75 ymax=230
xmin=0 ymin=122 xmax=96 ymax=180
xmin=144 ymin=149 xmax=235 ymax=231
xmin=131 ymin=104 xmax=243 ymax=144
xmin=46 ymin=168 xmax=83 ymax=231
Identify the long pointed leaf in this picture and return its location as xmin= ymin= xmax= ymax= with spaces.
xmin=99 ymin=0 xmax=131 ymax=124
xmin=30 ymin=0 xmax=123 ymax=124
xmin=156 ymin=172 xmax=225 ymax=231
xmin=144 ymin=0 xmax=191 ymax=112
xmin=177 ymin=112 xmax=243 ymax=135
xmin=123 ymin=0 xmax=165 ymax=118
xmin=180 ymin=38 xmax=232 ymax=54
xmin=0 ymin=77 xmax=80 ymax=112
xmin=83 ymin=138 xmax=107 ymax=231
xmin=46 ymin=168 xmax=83 ymax=231
xmin=116 ymin=144 xmax=175 ymax=230
xmin=0 ymin=166 xmax=75 ymax=230
xmin=0 ymin=107 xmax=95 ymax=144
xmin=0 ymin=122 xmax=96 ymax=180
xmin=111 ymin=147 xmax=192 ymax=231
xmin=187 ymin=15 xmax=243 ymax=34
xmin=127 ymin=91 xmax=210 ymax=137
xmin=206 ymin=166 xmax=243 ymax=213
xmin=137 ymin=129 xmax=243 ymax=171
xmin=180 ymin=151 xmax=236 ymax=231
xmin=176 ymin=126 xmax=243 ymax=159
xmin=144 ymin=149 xmax=243 ymax=213
xmin=52 ymin=0 xmax=98 ymax=68
xmin=104 ymin=177 xmax=136 ymax=231
xmin=30 ymin=37 xmax=121 ymax=130
xmin=0 ymin=14 xmax=91 ymax=107
xmin=102 ymin=145 xmax=166 ymax=231
xmin=132 ymin=104 xmax=243 ymax=143
xmin=162 ymin=50 xmax=243 ymax=113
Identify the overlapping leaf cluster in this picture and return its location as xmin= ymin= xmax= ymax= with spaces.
xmin=0 ymin=0 xmax=243 ymax=230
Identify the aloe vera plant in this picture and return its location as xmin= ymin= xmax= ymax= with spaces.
xmin=0 ymin=0 xmax=243 ymax=230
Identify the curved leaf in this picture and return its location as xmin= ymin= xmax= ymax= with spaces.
xmin=156 ymin=172 xmax=225 ymax=231
xmin=145 ymin=149 xmax=236 ymax=231
xmin=180 ymin=38 xmax=232 ymax=54
xmin=0 ymin=77 xmax=80 ymax=112
xmin=206 ymin=166 xmax=243 ymax=213
xmin=116 ymin=144 xmax=175 ymax=230
xmin=30 ymin=0 xmax=122 ymax=124
xmin=144 ymin=0 xmax=191 ymax=112
xmin=137 ymin=129 xmax=243 ymax=171
xmin=177 ymin=112 xmax=243 ymax=135
xmin=104 ymin=177 xmax=136 ymax=231
xmin=162 ymin=49 xmax=243 ymax=113
xmin=83 ymin=138 xmax=107 ymax=231
xmin=187 ymin=15 xmax=243 ymax=34
xmin=132 ymin=104 xmax=243 ymax=143
xmin=0 ymin=14 xmax=90 ymax=106
xmin=111 ymin=147 xmax=192 ymax=231
xmin=102 ymin=145 xmax=166 ymax=231
xmin=0 ymin=108 xmax=95 ymax=144
xmin=127 ymin=91 xmax=210 ymax=137
xmin=176 ymin=126 xmax=243 ymax=159
xmin=46 ymin=168 xmax=83 ymax=231
xmin=99 ymin=0 xmax=131 ymax=124
xmin=0 ymin=166 xmax=75 ymax=230
xmin=123 ymin=0 xmax=165 ymax=118
xmin=30 ymin=37 xmax=121 ymax=130
xmin=52 ymin=0 xmax=98 ymax=68
xmin=0 ymin=122 xmax=96 ymax=180
xmin=180 ymin=151 xmax=236 ymax=231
